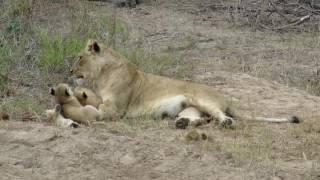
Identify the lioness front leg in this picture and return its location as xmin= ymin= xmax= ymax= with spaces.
xmin=98 ymin=100 xmax=122 ymax=120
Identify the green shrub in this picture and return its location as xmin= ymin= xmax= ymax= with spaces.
xmin=0 ymin=37 xmax=11 ymax=92
xmin=119 ymin=48 xmax=175 ymax=74
xmin=38 ymin=33 xmax=85 ymax=70
xmin=38 ymin=12 xmax=129 ymax=71
xmin=1 ymin=0 xmax=32 ymax=18
xmin=120 ymin=48 xmax=191 ymax=78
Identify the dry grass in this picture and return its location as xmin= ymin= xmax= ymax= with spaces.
xmin=210 ymin=31 xmax=320 ymax=95
xmin=0 ymin=0 xmax=183 ymax=118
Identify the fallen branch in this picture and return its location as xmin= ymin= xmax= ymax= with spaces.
xmin=259 ymin=14 xmax=311 ymax=30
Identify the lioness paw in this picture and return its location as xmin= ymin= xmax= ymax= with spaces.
xmin=70 ymin=122 xmax=80 ymax=128
xmin=175 ymin=117 xmax=190 ymax=129
xmin=219 ymin=116 xmax=235 ymax=128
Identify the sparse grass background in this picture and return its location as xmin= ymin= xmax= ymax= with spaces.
xmin=0 ymin=0 xmax=181 ymax=117
xmin=3 ymin=0 xmax=318 ymax=116
xmin=209 ymin=31 xmax=320 ymax=95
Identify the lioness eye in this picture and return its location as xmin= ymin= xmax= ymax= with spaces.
xmin=79 ymin=59 xmax=85 ymax=66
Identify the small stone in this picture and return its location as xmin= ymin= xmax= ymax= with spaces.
xmin=185 ymin=129 xmax=200 ymax=141
xmin=0 ymin=111 xmax=9 ymax=120
xmin=120 ymin=153 xmax=136 ymax=165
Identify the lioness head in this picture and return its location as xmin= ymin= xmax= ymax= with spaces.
xmin=70 ymin=40 xmax=107 ymax=86
xmin=50 ymin=83 xmax=74 ymax=104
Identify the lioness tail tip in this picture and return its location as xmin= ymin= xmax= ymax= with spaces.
xmin=289 ymin=116 xmax=301 ymax=124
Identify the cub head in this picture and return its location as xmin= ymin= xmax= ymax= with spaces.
xmin=70 ymin=40 xmax=106 ymax=86
xmin=74 ymin=87 xmax=102 ymax=108
xmin=50 ymin=83 xmax=74 ymax=104
xmin=45 ymin=104 xmax=62 ymax=121
xmin=74 ymin=87 xmax=90 ymax=106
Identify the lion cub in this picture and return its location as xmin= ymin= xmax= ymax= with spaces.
xmin=50 ymin=83 xmax=101 ymax=125
xmin=46 ymin=104 xmax=79 ymax=128
xmin=74 ymin=87 xmax=102 ymax=108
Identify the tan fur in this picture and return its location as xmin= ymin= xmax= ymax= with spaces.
xmin=74 ymin=87 xmax=102 ymax=108
xmin=45 ymin=104 xmax=79 ymax=128
xmin=175 ymin=107 xmax=212 ymax=129
xmin=70 ymin=40 xmax=300 ymax=128
xmin=50 ymin=83 xmax=101 ymax=125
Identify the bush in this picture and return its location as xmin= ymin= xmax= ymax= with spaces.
xmin=38 ymin=33 xmax=84 ymax=71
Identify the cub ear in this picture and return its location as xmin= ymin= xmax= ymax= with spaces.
xmin=65 ymin=89 xmax=70 ymax=96
xmin=50 ymin=88 xmax=55 ymax=96
xmin=86 ymin=39 xmax=100 ymax=54
xmin=82 ymin=92 xmax=88 ymax=99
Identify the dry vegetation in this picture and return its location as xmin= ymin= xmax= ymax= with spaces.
xmin=0 ymin=0 xmax=320 ymax=179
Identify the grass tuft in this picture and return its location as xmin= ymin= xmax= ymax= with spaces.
xmin=38 ymin=33 xmax=84 ymax=71
xmin=1 ymin=97 xmax=42 ymax=117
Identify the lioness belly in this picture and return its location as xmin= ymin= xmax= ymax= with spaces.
xmin=152 ymin=95 xmax=189 ymax=118
xmin=177 ymin=106 xmax=202 ymax=120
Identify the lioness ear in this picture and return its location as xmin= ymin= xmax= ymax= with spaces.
xmin=50 ymin=88 xmax=55 ymax=96
xmin=65 ymin=89 xmax=70 ymax=96
xmin=82 ymin=92 xmax=88 ymax=99
xmin=87 ymin=40 xmax=100 ymax=54
xmin=92 ymin=42 xmax=100 ymax=53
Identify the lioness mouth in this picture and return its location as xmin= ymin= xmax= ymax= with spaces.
xmin=73 ymin=75 xmax=86 ymax=86
xmin=76 ymin=75 xmax=84 ymax=79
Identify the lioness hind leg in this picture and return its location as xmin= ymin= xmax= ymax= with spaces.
xmin=190 ymin=100 xmax=235 ymax=127
xmin=175 ymin=117 xmax=212 ymax=129
xmin=206 ymin=107 xmax=235 ymax=127
xmin=175 ymin=117 xmax=190 ymax=129
xmin=175 ymin=107 xmax=212 ymax=129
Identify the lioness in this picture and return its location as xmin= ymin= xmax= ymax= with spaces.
xmin=50 ymin=83 xmax=101 ymax=125
xmin=70 ymin=40 xmax=300 ymax=128
xmin=74 ymin=87 xmax=102 ymax=108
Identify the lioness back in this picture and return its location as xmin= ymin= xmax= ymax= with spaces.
xmin=125 ymin=72 xmax=228 ymax=117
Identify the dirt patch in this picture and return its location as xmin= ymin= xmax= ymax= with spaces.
xmin=1 ymin=119 xmax=319 ymax=180
xmin=119 ymin=0 xmax=320 ymax=95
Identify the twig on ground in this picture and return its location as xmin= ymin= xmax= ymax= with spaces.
xmin=259 ymin=14 xmax=311 ymax=30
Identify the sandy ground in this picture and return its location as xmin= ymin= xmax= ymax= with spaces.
xmin=1 ymin=0 xmax=320 ymax=179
